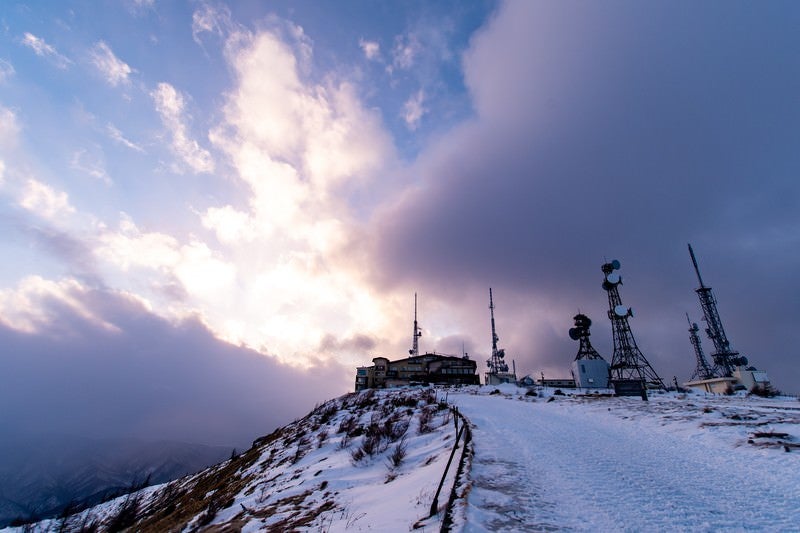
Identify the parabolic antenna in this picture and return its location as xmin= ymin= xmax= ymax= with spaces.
xmin=629 ymin=307 xmax=635 ymax=317
xmin=569 ymin=327 xmax=581 ymax=340
xmin=606 ymin=272 xmax=621 ymax=284
xmin=611 ymin=259 xmax=621 ymax=270
xmin=602 ymin=280 xmax=613 ymax=291
xmin=614 ymin=305 xmax=629 ymax=317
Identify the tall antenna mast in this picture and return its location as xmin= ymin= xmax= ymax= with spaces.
xmin=687 ymin=244 xmax=747 ymax=377
xmin=687 ymin=313 xmax=716 ymax=380
xmin=602 ymin=260 xmax=666 ymax=393
xmin=486 ymin=288 xmax=508 ymax=374
xmin=409 ymin=293 xmax=422 ymax=357
xmin=688 ymin=243 xmax=706 ymax=288
xmin=489 ymin=288 xmax=498 ymax=354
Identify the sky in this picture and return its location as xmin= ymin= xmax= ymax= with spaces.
xmin=1 ymin=0 xmax=799 ymax=447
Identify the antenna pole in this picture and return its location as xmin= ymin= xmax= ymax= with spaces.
xmin=688 ymin=243 xmax=706 ymax=288
xmin=489 ymin=288 xmax=498 ymax=353
xmin=687 ymin=312 xmax=716 ymax=380
xmin=410 ymin=293 xmax=421 ymax=357
xmin=485 ymin=288 xmax=510 ymax=379
xmin=686 ymin=245 xmax=745 ymax=376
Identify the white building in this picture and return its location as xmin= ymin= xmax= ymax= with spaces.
xmin=571 ymin=358 xmax=610 ymax=389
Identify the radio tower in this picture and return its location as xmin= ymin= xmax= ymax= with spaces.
xmin=409 ymin=293 xmax=422 ymax=357
xmin=687 ymin=313 xmax=716 ymax=380
xmin=486 ymin=288 xmax=508 ymax=374
xmin=569 ymin=313 xmax=604 ymax=361
xmin=687 ymin=244 xmax=747 ymax=377
xmin=602 ymin=260 xmax=666 ymax=392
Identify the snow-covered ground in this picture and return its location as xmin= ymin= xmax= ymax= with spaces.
xmin=451 ymin=385 xmax=800 ymax=532
xmin=7 ymin=385 xmax=799 ymax=532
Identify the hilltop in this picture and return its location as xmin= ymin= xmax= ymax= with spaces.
xmin=8 ymin=386 xmax=800 ymax=532
xmin=14 ymin=388 xmax=465 ymax=532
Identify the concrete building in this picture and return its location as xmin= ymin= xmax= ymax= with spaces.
xmin=732 ymin=367 xmax=771 ymax=391
xmin=682 ymin=376 xmax=739 ymax=394
xmin=355 ymin=353 xmax=479 ymax=391
xmin=571 ymin=358 xmax=610 ymax=389
xmin=684 ymin=366 xmax=772 ymax=394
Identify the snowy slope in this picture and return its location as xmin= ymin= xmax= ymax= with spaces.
xmin=9 ymin=388 xmax=462 ymax=532
xmin=451 ymin=385 xmax=800 ymax=531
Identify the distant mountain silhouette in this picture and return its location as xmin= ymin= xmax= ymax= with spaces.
xmin=0 ymin=435 xmax=231 ymax=526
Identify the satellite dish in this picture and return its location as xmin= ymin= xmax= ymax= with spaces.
xmin=614 ymin=305 xmax=628 ymax=317
xmin=628 ymin=307 xmax=634 ymax=317
xmin=611 ymin=259 xmax=621 ymax=270
xmin=569 ymin=328 xmax=581 ymax=340
xmin=602 ymin=281 xmax=613 ymax=291
xmin=606 ymin=272 xmax=620 ymax=284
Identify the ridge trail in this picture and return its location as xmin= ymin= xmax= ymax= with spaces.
xmin=452 ymin=393 xmax=799 ymax=532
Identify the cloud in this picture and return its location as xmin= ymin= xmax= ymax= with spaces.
xmin=150 ymin=82 xmax=215 ymax=174
xmin=89 ymin=41 xmax=134 ymax=87
xmin=402 ymin=89 xmax=426 ymax=130
xmin=95 ymin=213 xmax=181 ymax=272
xmin=189 ymin=25 xmax=400 ymax=364
xmin=366 ymin=1 xmax=800 ymax=393
xmin=0 ymin=277 xmax=350 ymax=447
xmin=0 ymin=276 xmax=118 ymax=335
xmin=107 ymin=123 xmax=145 ymax=152
xmin=192 ymin=3 xmax=234 ymax=44
xmin=359 ymin=38 xmax=381 ymax=61
xmin=20 ymin=32 xmax=72 ymax=69
xmin=0 ymin=59 xmax=14 ymax=83
xmin=71 ymin=148 xmax=112 ymax=185
xmin=19 ymin=179 xmax=76 ymax=219
xmin=390 ymin=33 xmax=421 ymax=72
xmin=201 ymin=205 xmax=256 ymax=245
xmin=0 ymin=106 xmax=20 ymax=148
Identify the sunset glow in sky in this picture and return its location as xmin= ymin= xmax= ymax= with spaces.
xmin=2 ymin=0 xmax=799 ymax=446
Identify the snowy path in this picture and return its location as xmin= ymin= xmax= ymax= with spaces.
xmin=452 ymin=393 xmax=800 ymax=532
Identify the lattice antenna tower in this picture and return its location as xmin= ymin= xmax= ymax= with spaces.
xmin=409 ymin=292 xmax=422 ymax=357
xmin=602 ymin=260 xmax=666 ymax=389
xmin=687 ymin=244 xmax=747 ymax=377
xmin=486 ymin=288 xmax=509 ymax=374
xmin=569 ymin=313 xmax=604 ymax=361
xmin=687 ymin=313 xmax=716 ymax=380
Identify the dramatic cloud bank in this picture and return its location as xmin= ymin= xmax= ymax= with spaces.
xmin=368 ymin=1 xmax=800 ymax=390
xmin=0 ymin=279 xmax=349 ymax=447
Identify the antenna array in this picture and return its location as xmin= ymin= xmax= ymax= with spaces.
xmin=486 ymin=288 xmax=509 ymax=374
xmin=687 ymin=313 xmax=716 ymax=381
xmin=569 ymin=313 xmax=604 ymax=361
xmin=687 ymin=244 xmax=747 ymax=376
xmin=602 ymin=260 xmax=666 ymax=390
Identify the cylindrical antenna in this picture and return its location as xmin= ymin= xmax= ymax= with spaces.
xmin=687 ymin=243 xmax=706 ymax=288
